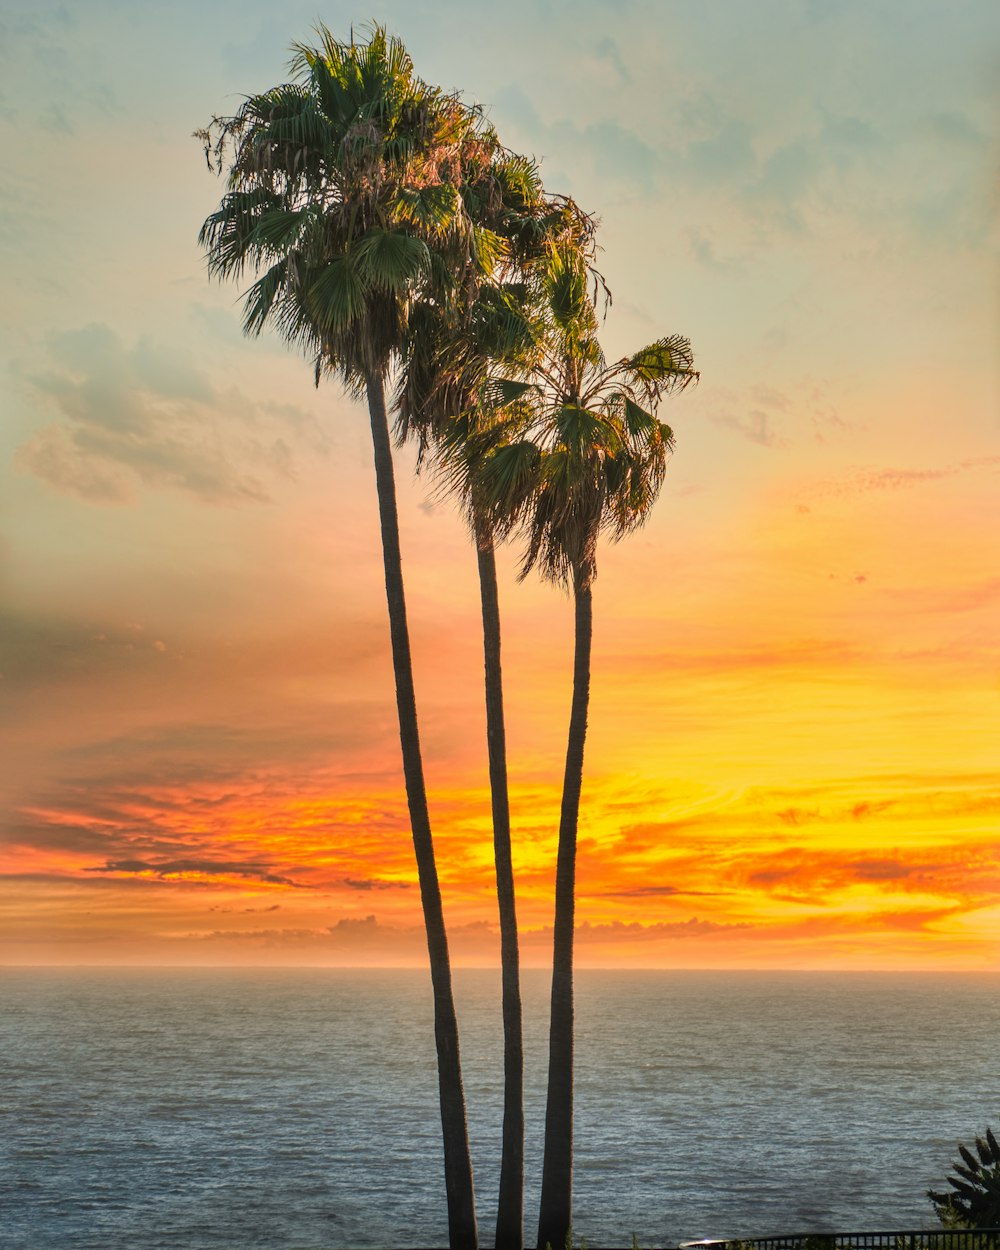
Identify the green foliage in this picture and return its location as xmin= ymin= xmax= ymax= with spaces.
xmin=929 ymin=1127 xmax=1000 ymax=1228
xmin=198 ymin=21 xmax=510 ymax=383
xmin=625 ymin=335 xmax=699 ymax=399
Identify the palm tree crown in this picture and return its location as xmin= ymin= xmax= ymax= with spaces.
xmin=198 ymin=24 xmax=512 ymax=386
xmin=476 ymin=246 xmax=698 ymax=591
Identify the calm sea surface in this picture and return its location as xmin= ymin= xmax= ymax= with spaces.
xmin=1 ymin=968 xmax=997 ymax=1249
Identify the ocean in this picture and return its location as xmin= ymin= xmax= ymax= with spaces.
xmin=1 ymin=968 xmax=997 ymax=1250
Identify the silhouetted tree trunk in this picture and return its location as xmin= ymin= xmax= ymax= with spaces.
xmin=475 ymin=511 xmax=525 ymax=1250
xmin=536 ymin=575 xmax=593 ymax=1250
xmin=367 ymin=371 xmax=478 ymax=1250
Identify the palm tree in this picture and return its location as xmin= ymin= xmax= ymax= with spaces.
xmin=475 ymin=248 xmax=698 ymax=1250
xmin=396 ymin=302 xmax=541 ymax=1250
xmin=396 ymin=195 xmax=599 ymax=1250
xmin=196 ymin=26 xmax=517 ymax=1248
xmin=396 ymin=288 xmax=534 ymax=1250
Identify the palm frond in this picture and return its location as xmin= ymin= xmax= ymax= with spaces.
xmin=290 ymin=40 xmax=355 ymax=126
xmin=492 ymin=152 xmax=544 ymax=211
xmin=353 ymin=229 xmax=430 ymax=293
xmin=472 ymin=225 xmax=509 ymax=275
xmin=475 ymin=439 xmax=543 ymax=537
xmin=975 ymin=1136 xmax=996 ymax=1166
xmin=481 ymin=379 xmax=539 ymax=410
xmin=620 ymin=394 xmax=656 ymax=434
xmin=199 ymin=188 xmax=286 ymax=279
xmin=555 ymin=404 xmax=622 ymax=456
xmin=547 ymin=249 xmax=591 ymax=332
xmin=622 ymin=335 xmax=700 ymax=400
xmin=249 ymin=208 xmax=310 ymax=255
xmin=391 ymin=182 xmax=461 ymax=237
xmin=241 ymin=258 xmax=289 ymax=336
xmin=307 ymin=254 xmax=365 ymax=332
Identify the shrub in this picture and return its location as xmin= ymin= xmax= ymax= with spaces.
xmin=928 ymin=1127 xmax=1000 ymax=1228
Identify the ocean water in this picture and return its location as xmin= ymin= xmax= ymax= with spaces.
xmin=1 ymin=968 xmax=997 ymax=1249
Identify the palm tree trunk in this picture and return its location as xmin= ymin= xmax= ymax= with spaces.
xmin=366 ymin=371 xmax=478 ymax=1250
xmin=474 ymin=511 xmax=524 ymax=1250
xmin=536 ymin=576 xmax=593 ymax=1250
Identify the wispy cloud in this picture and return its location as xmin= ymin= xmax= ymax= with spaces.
xmin=15 ymin=324 xmax=328 ymax=505
xmin=711 ymin=408 xmax=789 ymax=448
xmin=85 ymin=857 xmax=309 ymax=888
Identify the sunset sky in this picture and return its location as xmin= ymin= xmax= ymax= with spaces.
xmin=2 ymin=0 xmax=998 ymax=969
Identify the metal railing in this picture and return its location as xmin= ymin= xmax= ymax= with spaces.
xmin=678 ymin=1229 xmax=1000 ymax=1250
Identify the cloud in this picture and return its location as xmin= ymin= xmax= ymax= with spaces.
xmin=205 ymin=913 xmax=757 ymax=954
xmin=850 ymin=859 xmax=919 ymax=882
xmin=821 ymin=456 xmax=1000 ymax=499
xmin=818 ymin=109 xmax=884 ymax=160
xmin=776 ymin=807 xmax=818 ymax=826
xmin=493 ymin=83 xmax=660 ymax=193
xmin=685 ymin=228 xmax=747 ymax=273
xmin=597 ymin=884 xmax=681 ymax=897
xmin=681 ymin=116 xmax=756 ymax=185
xmin=711 ymin=408 xmax=789 ymax=448
xmin=207 ymin=904 xmax=282 ymax=913
xmin=15 ymin=323 xmax=328 ymax=505
xmin=0 ymin=612 xmax=177 ymax=692
xmin=887 ymin=579 xmax=1000 ymax=616
xmin=593 ymin=773 xmax=1000 ymax=911
xmin=341 ymin=877 xmax=411 ymax=891
xmin=594 ymin=36 xmax=630 ymax=85
xmin=86 ymin=857 xmax=309 ymax=887
xmin=573 ymin=917 xmax=751 ymax=941
xmin=850 ymin=801 xmax=893 ymax=821
xmin=769 ymin=905 xmax=969 ymax=939
xmin=607 ymin=637 xmax=864 ymax=679
xmin=734 ymin=841 xmax=999 ymax=906
xmin=594 ymin=884 xmax=718 ymax=899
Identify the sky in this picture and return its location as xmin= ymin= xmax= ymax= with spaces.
xmin=2 ymin=0 xmax=998 ymax=969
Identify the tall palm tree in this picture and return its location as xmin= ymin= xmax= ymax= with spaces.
xmin=396 ymin=312 xmax=536 ymax=1250
xmin=399 ymin=300 xmax=531 ymax=1250
xmin=397 ymin=181 xmax=602 ymax=1245
xmin=475 ymin=248 xmax=698 ymax=1250
xmin=396 ymin=196 xmax=598 ymax=1250
xmin=196 ymin=26 xmax=515 ymax=1248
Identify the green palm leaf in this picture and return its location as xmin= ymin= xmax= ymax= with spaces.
xmin=391 ymin=183 xmax=461 ymax=236
xmin=307 ymin=255 xmax=365 ymax=331
xmin=244 ymin=85 xmax=331 ymax=163
xmin=473 ymin=225 xmax=508 ymax=274
xmin=242 ymin=258 xmax=289 ymax=336
xmin=471 ymin=288 xmax=538 ymax=360
xmin=476 ymin=440 xmax=543 ymax=534
xmin=624 ymin=335 xmax=700 ymax=399
xmin=492 ymin=153 xmax=542 ymax=210
xmin=353 ymin=229 xmax=430 ymax=292
xmin=198 ymin=189 xmax=285 ymax=279
xmin=548 ymin=250 xmax=590 ymax=330
xmin=291 ymin=45 xmax=355 ymax=126
xmin=622 ymin=396 xmax=658 ymax=438
xmin=555 ymin=404 xmax=622 ymax=455
xmin=481 ymin=379 xmax=539 ymax=410
xmin=250 ymin=209 xmax=310 ymax=254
